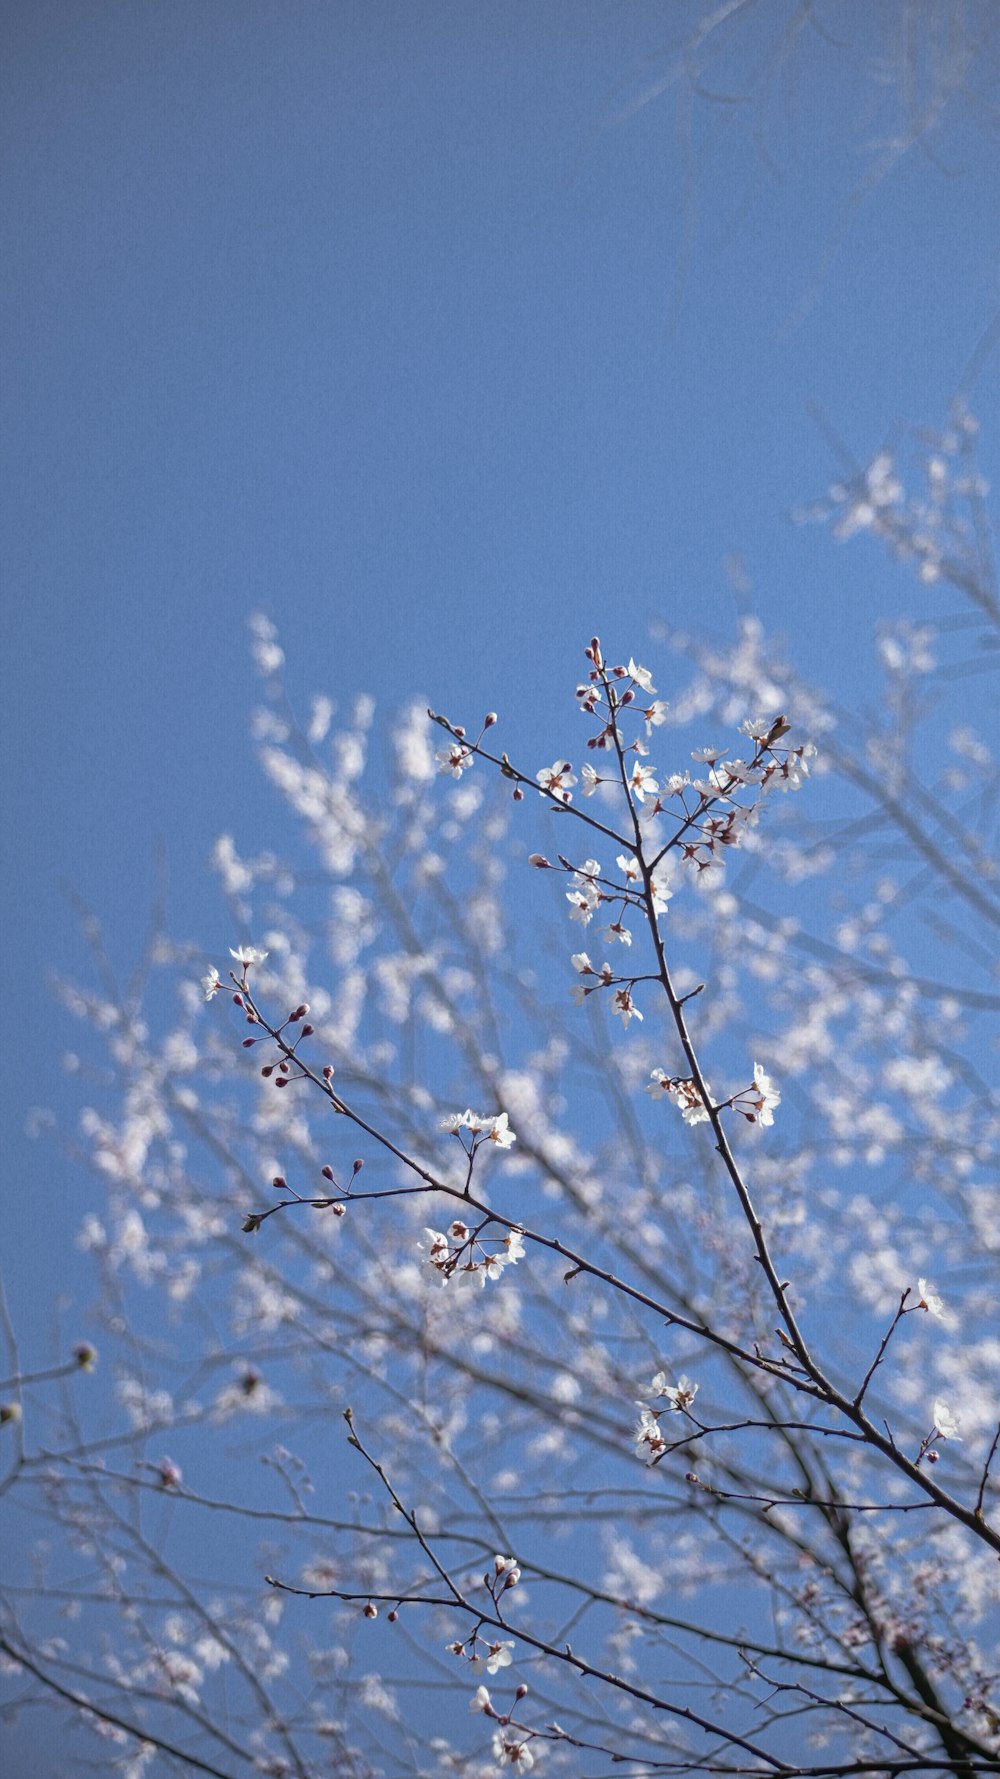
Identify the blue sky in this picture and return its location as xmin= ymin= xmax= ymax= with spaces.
xmin=2 ymin=3 xmax=998 ymax=1768
xmin=5 ymin=0 xmax=998 ymax=1398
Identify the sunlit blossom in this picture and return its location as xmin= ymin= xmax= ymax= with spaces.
xmin=436 ymin=742 xmax=474 ymax=778
xmin=916 ymin=1278 xmax=945 ymax=1319
xmin=612 ymin=987 xmax=642 ymax=1027
xmin=626 ymin=657 xmax=656 ymax=693
xmin=536 ymin=760 xmax=577 ymax=803
xmin=933 ymin=1399 xmax=961 ymax=1441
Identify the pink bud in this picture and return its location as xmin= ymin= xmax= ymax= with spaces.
xmin=322 ymin=1165 xmax=334 ymax=1181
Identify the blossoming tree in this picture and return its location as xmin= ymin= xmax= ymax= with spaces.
xmin=2 ymin=410 xmax=999 ymax=1776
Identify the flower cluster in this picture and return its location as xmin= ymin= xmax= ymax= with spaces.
xmin=634 ymin=1374 xmax=700 ymax=1465
xmin=423 ymin=1221 xmax=526 ymax=1288
xmin=441 ymin=1109 xmax=517 ymax=1151
xmin=646 ymin=1071 xmax=712 ymax=1125
xmin=447 ymin=1634 xmax=515 ymax=1676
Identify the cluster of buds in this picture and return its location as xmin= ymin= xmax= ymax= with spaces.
xmin=483 ymin=1553 xmax=522 ymax=1604
xmin=242 ymin=1160 xmax=362 ymax=1235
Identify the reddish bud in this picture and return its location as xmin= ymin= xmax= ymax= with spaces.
xmin=301 ymin=1023 xmax=314 ymax=1037
xmin=272 ymin=1176 xmax=287 ymax=1191
xmin=261 ymin=1065 xmax=274 ymax=1077
xmin=275 ymin=1077 xmax=288 ymax=1087
xmin=232 ymin=994 xmax=245 ymax=1007
xmin=323 ymin=1065 xmax=335 ymax=1080
xmin=242 ymin=1038 xmax=257 ymax=1048
xmin=322 ymin=1165 xmax=335 ymax=1181
xmin=363 ymin=1602 xmax=378 ymax=1620
xmin=512 ymin=786 xmax=524 ymax=801
xmin=515 ymin=1683 xmax=528 ymax=1700
xmin=351 ymin=1159 xmax=364 ymax=1176
xmin=484 ymin=712 xmax=497 ymax=728
xmin=388 ymin=1609 xmax=399 ymax=1623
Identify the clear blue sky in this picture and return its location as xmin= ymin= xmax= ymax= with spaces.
xmin=5 ymin=0 xmax=998 ymax=1455
xmin=2 ymin=3 xmax=998 ymax=1769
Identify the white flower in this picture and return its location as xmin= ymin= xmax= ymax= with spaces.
xmin=916 ymin=1278 xmax=945 ymax=1319
xmin=423 ymin=1228 xmax=451 ymax=1271
xmin=441 ymin=1110 xmax=515 ymax=1149
xmin=580 ymin=764 xmax=600 ymax=795
xmin=657 ymin=1374 xmax=698 ymax=1412
xmin=748 ymin=1062 xmax=781 ymax=1127
xmin=634 ymin=1404 xmax=667 ymax=1462
xmin=493 ymin=1732 xmax=534 ymax=1769
xmin=494 ymin=1554 xmax=521 ymax=1586
xmin=441 ymin=1109 xmax=475 ymax=1132
xmin=646 ymin=1070 xmax=710 ymax=1125
xmin=644 ymin=699 xmax=669 ymax=730
xmin=612 ymin=988 xmax=642 ymax=1027
xmin=628 ymin=762 xmax=659 ymax=803
xmin=229 ymin=945 xmax=269 ymax=967
xmin=473 ymin=1640 xmax=514 ymax=1675
xmin=469 ymin=1684 xmax=492 ymax=1714
xmin=485 ymin=1113 xmax=516 ymax=1149
xmin=571 ymin=952 xmax=593 ymax=975
xmin=616 ymin=852 xmax=641 ymax=884
xmin=649 ymin=871 xmax=673 ymax=915
xmin=627 ymin=657 xmax=656 ymax=693
xmin=604 ymin=920 xmax=632 ymax=946
xmin=436 ymin=742 xmax=473 ymax=778
xmin=503 ymin=1229 xmax=526 ymax=1265
xmin=201 ymin=967 xmax=220 ymax=1001
xmin=536 ymin=760 xmax=576 ymax=803
xmin=566 ymin=890 xmax=596 ymax=925
xmin=933 ymin=1400 xmax=961 ymax=1440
